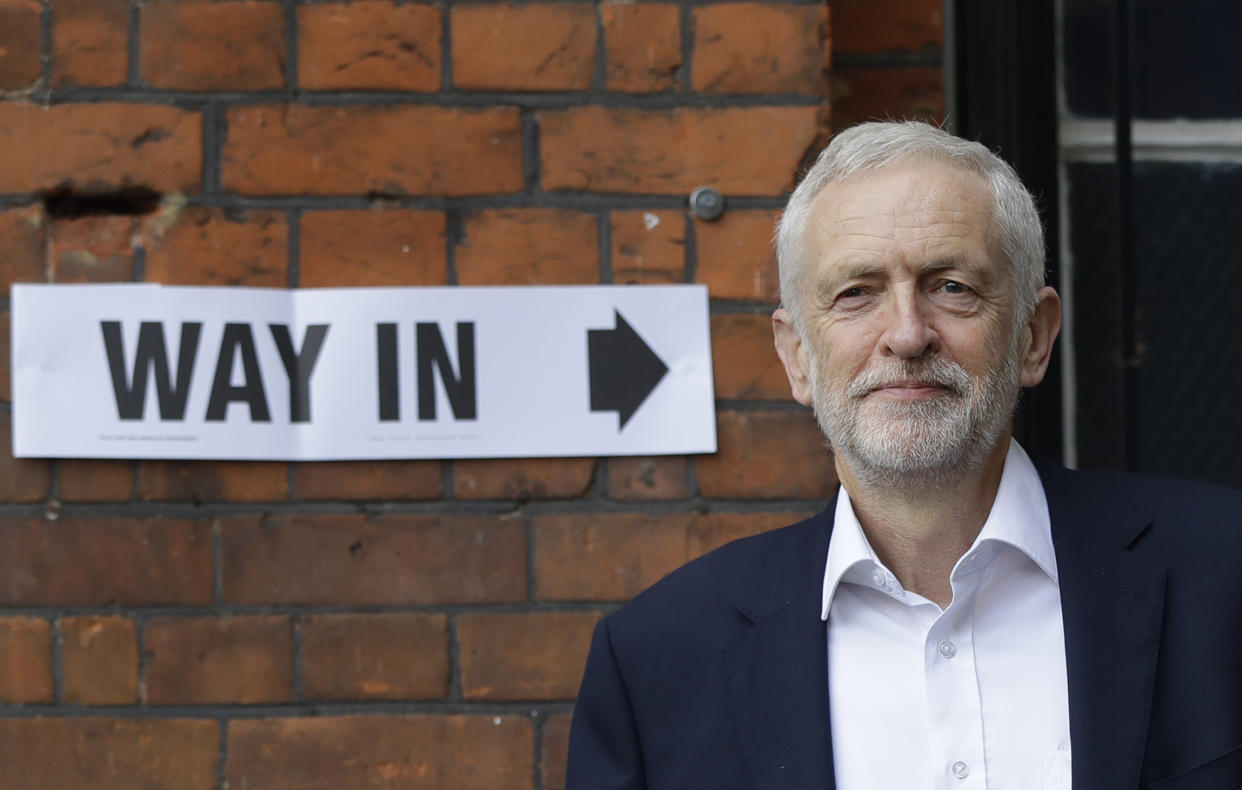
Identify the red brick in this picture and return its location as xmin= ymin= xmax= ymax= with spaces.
xmin=696 ymin=410 xmax=837 ymax=498
xmin=223 ymin=104 xmax=523 ymax=196
xmin=143 ymin=206 xmax=287 ymax=286
xmin=140 ymin=0 xmax=285 ymax=90
xmin=300 ymin=210 xmax=447 ymax=287
xmin=602 ymin=2 xmax=681 ymax=93
xmin=534 ymin=511 xmax=806 ymax=600
xmin=0 ymin=103 xmax=202 ymax=194
xmin=692 ymin=3 xmax=828 ymax=94
xmin=52 ymin=0 xmax=129 ymax=87
xmin=611 ymin=209 xmax=685 ymax=284
xmin=0 ymin=416 xmax=50 ymax=503
xmin=299 ymin=2 xmax=441 ymax=91
xmin=453 ymin=3 xmax=596 ymax=91
xmin=0 ymin=207 xmax=47 ymax=290
xmin=138 ymin=460 xmax=289 ymax=501
xmin=542 ymin=712 xmax=573 ymax=790
xmin=0 ymin=311 xmax=9 ymax=401
xmin=49 ymin=216 xmax=136 ymax=282
xmin=695 ymin=208 xmax=780 ymax=301
xmin=294 ymin=460 xmax=443 ymax=500
xmin=301 ymin=613 xmax=449 ymax=700
xmin=0 ymin=0 xmax=42 ymax=91
xmin=457 ymin=208 xmax=599 ymax=285
xmin=711 ymin=313 xmax=790 ymax=400
xmin=0 ymin=516 xmax=213 ymax=605
xmin=0 ymin=718 xmax=217 ymax=790
xmin=542 ymin=106 xmax=821 ymax=194
xmin=146 ymin=615 xmax=294 ymax=705
xmin=59 ymin=460 xmax=134 ymax=502
xmin=831 ymin=66 xmax=946 ymax=129
xmin=607 ymin=455 xmax=690 ymax=500
xmin=228 ymin=715 xmax=534 ymax=790
xmin=454 ymin=457 xmax=596 ymax=499
xmin=61 ymin=615 xmax=139 ymax=705
xmin=221 ymin=513 xmax=527 ymax=605
xmin=832 ymin=0 xmax=942 ymax=54
xmin=459 ymin=611 xmax=601 ymax=700
xmin=0 ymin=617 xmax=52 ymax=703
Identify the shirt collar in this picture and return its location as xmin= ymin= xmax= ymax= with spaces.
xmin=821 ymin=439 xmax=1057 ymax=620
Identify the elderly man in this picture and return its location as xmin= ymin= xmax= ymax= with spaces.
xmin=566 ymin=121 xmax=1242 ymax=789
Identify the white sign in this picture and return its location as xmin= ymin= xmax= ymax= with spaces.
xmin=11 ymin=284 xmax=716 ymax=460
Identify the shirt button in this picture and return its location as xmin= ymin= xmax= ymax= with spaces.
xmin=938 ymin=639 xmax=957 ymax=659
xmin=952 ymin=761 xmax=969 ymax=779
xmin=871 ymin=570 xmax=886 ymax=588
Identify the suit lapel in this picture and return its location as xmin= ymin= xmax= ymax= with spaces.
xmin=725 ymin=508 xmax=836 ymax=790
xmin=1039 ymin=462 xmax=1166 ymax=790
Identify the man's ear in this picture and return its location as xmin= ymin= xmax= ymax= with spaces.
xmin=1019 ymin=286 xmax=1062 ymax=388
xmin=773 ymin=308 xmax=814 ymax=406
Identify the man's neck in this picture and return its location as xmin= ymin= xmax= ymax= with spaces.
xmin=835 ymin=433 xmax=1012 ymax=608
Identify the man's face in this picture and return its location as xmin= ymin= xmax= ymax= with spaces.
xmin=774 ymin=160 xmax=1030 ymax=482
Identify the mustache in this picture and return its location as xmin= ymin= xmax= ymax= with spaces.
xmin=846 ymin=357 xmax=973 ymax=399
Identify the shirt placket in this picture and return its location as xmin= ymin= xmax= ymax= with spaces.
xmin=924 ymin=572 xmax=987 ymax=790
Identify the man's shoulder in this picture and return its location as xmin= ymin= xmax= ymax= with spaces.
xmin=605 ymin=510 xmax=830 ymax=655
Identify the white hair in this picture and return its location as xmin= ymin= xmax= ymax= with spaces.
xmin=776 ymin=121 xmax=1046 ymax=330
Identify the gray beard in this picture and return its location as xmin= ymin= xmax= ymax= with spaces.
xmin=808 ymin=340 xmax=1021 ymax=490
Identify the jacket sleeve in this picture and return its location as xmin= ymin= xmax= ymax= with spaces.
xmin=565 ymin=616 xmax=647 ymax=790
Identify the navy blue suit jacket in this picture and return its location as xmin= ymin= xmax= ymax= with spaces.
xmin=566 ymin=462 xmax=1242 ymax=789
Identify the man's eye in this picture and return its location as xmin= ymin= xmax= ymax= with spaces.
xmin=940 ymin=281 xmax=970 ymax=295
xmin=839 ymin=287 xmax=866 ymax=299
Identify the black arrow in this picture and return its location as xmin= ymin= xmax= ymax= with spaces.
xmin=588 ymin=310 xmax=669 ymax=430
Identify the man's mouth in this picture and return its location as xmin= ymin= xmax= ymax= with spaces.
xmin=867 ymin=381 xmax=954 ymax=401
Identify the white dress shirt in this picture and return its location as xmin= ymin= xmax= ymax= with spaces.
xmin=822 ymin=440 xmax=1072 ymax=790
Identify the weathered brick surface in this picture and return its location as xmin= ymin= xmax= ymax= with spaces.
xmin=456 ymin=209 xmax=599 ymax=285
xmin=0 ymin=617 xmax=53 ymax=703
xmin=0 ymin=103 xmax=202 ymax=194
xmin=48 ymin=216 xmax=136 ymax=282
xmin=611 ymin=209 xmax=686 ymax=284
xmin=831 ymin=66 xmax=946 ymax=128
xmin=59 ymin=460 xmax=134 ymax=502
xmin=298 ymin=2 xmax=441 ymax=91
xmin=301 ymin=613 xmax=450 ymax=700
xmin=832 ymin=0 xmax=943 ymax=54
xmin=0 ymin=311 xmax=10 ymax=401
xmin=452 ymin=3 xmax=596 ymax=91
xmin=0 ymin=517 xmax=213 ymax=606
xmin=0 ymin=719 xmax=218 ymax=790
xmin=0 ymin=415 xmax=50 ymax=502
xmin=52 ymin=0 xmax=130 ymax=87
xmin=0 ymin=0 xmax=43 ymax=91
xmin=140 ymin=0 xmax=286 ymax=90
xmin=607 ymin=455 xmax=690 ymax=500
xmin=694 ymin=208 xmax=780 ymax=301
xmin=602 ymin=2 xmax=681 ymax=93
xmin=692 ymin=3 xmax=828 ymax=94
xmin=541 ymin=106 xmax=821 ymax=194
xmin=459 ymin=612 xmax=601 ymax=700
xmin=453 ymin=457 xmax=596 ymax=499
xmin=223 ymin=105 xmax=524 ymax=196
xmin=711 ymin=313 xmax=791 ymax=400
xmin=534 ymin=511 xmax=806 ymax=600
xmin=696 ymin=410 xmax=837 ymax=499
xmin=143 ymin=206 xmax=288 ymax=286
xmin=146 ymin=615 xmax=294 ymax=705
xmin=138 ymin=460 xmax=289 ymax=501
xmin=0 ymin=207 xmax=47 ymax=289
xmin=227 ymin=715 xmax=534 ymax=790
xmin=299 ymin=210 xmax=447 ymax=287
xmin=294 ymin=460 xmax=444 ymax=500
xmin=220 ymin=514 xmax=527 ymax=604
xmin=61 ymin=615 xmax=139 ymax=705
xmin=542 ymin=712 xmax=573 ymax=790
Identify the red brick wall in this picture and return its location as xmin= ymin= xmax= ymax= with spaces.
xmin=0 ymin=1 xmax=941 ymax=787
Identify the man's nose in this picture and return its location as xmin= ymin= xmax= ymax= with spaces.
xmin=879 ymin=293 xmax=940 ymax=359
